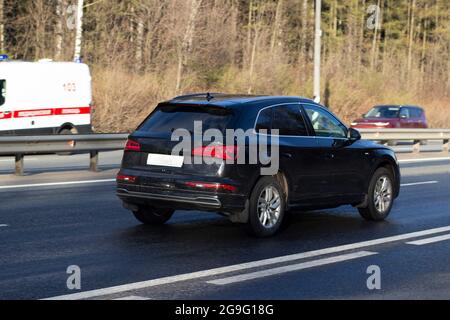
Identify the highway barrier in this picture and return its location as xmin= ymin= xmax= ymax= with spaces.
xmin=0 ymin=134 xmax=128 ymax=175
xmin=0 ymin=129 xmax=449 ymax=175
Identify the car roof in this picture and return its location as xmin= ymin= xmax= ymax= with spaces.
xmin=163 ymin=93 xmax=316 ymax=109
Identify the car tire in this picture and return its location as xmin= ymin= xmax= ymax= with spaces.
xmin=246 ymin=176 xmax=286 ymax=237
xmin=358 ymin=167 xmax=395 ymax=221
xmin=58 ymin=127 xmax=78 ymax=155
xmin=133 ymin=207 xmax=174 ymax=225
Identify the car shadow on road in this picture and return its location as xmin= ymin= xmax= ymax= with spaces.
xmin=113 ymin=207 xmax=394 ymax=261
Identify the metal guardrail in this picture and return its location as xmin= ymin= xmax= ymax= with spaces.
xmin=0 ymin=134 xmax=129 ymax=175
xmin=0 ymin=129 xmax=449 ymax=176
xmin=359 ymin=129 xmax=450 ymax=153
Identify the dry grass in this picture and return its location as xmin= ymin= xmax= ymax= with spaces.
xmin=91 ymin=64 xmax=450 ymax=132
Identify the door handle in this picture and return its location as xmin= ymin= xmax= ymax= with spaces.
xmin=326 ymin=153 xmax=335 ymax=159
xmin=281 ymin=153 xmax=293 ymax=159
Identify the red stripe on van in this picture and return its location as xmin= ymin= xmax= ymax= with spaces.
xmin=1 ymin=107 xmax=91 ymax=119
xmin=54 ymin=107 xmax=91 ymax=115
xmin=0 ymin=112 xmax=12 ymax=119
xmin=14 ymin=109 xmax=53 ymax=118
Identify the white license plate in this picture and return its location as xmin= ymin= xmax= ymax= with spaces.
xmin=146 ymin=154 xmax=184 ymax=168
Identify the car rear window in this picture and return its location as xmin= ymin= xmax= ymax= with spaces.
xmin=137 ymin=104 xmax=234 ymax=134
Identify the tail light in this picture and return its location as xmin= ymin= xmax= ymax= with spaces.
xmin=185 ymin=181 xmax=237 ymax=192
xmin=116 ymin=175 xmax=137 ymax=183
xmin=192 ymin=145 xmax=238 ymax=161
xmin=125 ymin=139 xmax=141 ymax=152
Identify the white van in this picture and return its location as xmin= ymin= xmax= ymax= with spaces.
xmin=0 ymin=60 xmax=92 ymax=135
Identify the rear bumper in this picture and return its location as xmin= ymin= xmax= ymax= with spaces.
xmin=117 ymin=188 xmax=222 ymax=208
xmin=117 ymin=184 xmax=248 ymax=213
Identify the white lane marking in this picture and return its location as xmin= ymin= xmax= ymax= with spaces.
xmin=42 ymin=225 xmax=450 ymax=300
xmin=0 ymin=224 xmax=8 ymax=227
xmin=0 ymin=158 xmax=38 ymax=162
xmin=401 ymin=181 xmax=439 ymax=187
xmin=0 ymin=179 xmax=116 ymax=190
xmin=398 ymin=157 xmax=450 ymax=164
xmin=113 ymin=295 xmax=152 ymax=300
xmin=208 ymin=251 xmax=378 ymax=285
xmin=406 ymin=233 xmax=450 ymax=246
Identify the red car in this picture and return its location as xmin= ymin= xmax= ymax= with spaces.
xmin=351 ymin=105 xmax=428 ymax=129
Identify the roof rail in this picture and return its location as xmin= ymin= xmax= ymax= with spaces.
xmin=172 ymin=92 xmax=223 ymax=100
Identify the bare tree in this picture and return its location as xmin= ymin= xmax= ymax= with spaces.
xmin=175 ymin=0 xmax=202 ymax=93
xmin=270 ymin=0 xmax=284 ymax=57
xmin=54 ymin=0 xmax=66 ymax=60
xmin=407 ymin=0 xmax=416 ymax=77
xmin=0 ymin=0 xmax=4 ymax=53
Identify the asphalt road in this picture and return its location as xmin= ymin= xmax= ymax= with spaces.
xmin=0 ymin=154 xmax=449 ymax=300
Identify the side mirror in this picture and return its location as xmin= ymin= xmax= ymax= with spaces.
xmin=348 ymin=128 xmax=361 ymax=141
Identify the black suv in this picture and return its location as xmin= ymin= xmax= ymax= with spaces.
xmin=117 ymin=94 xmax=400 ymax=237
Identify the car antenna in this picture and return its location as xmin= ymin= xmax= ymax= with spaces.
xmin=206 ymin=92 xmax=214 ymax=102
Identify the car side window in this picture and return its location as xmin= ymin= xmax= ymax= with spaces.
xmin=271 ymin=105 xmax=309 ymax=136
xmin=303 ymin=105 xmax=347 ymax=138
xmin=255 ymin=107 xmax=272 ymax=132
xmin=410 ymin=108 xmax=422 ymax=118
xmin=399 ymin=108 xmax=410 ymax=118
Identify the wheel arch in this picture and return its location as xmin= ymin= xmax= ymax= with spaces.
xmin=58 ymin=122 xmax=78 ymax=133
xmin=370 ymin=155 xmax=400 ymax=198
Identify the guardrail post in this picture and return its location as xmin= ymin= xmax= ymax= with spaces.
xmin=443 ymin=139 xmax=449 ymax=153
xmin=412 ymin=140 xmax=420 ymax=153
xmin=15 ymin=154 xmax=24 ymax=176
xmin=89 ymin=151 xmax=99 ymax=172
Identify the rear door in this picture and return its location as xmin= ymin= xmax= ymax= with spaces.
xmin=255 ymin=104 xmax=323 ymax=203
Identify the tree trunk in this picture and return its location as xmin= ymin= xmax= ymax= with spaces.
xmin=175 ymin=0 xmax=202 ymax=93
xmin=0 ymin=0 xmax=4 ymax=53
xmin=245 ymin=0 xmax=253 ymax=68
xmin=370 ymin=0 xmax=381 ymax=70
xmin=73 ymin=0 xmax=84 ymax=62
xmin=135 ymin=12 xmax=145 ymax=72
xmin=420 ymin=5 xmax=427 ymax=76
xmin=270 ymin=0 xmax=283 ymax=57
xmin=407 ymin=0 xmax=416 ymax=76
xmin=55 ymin=0 xmax=66 ymax=60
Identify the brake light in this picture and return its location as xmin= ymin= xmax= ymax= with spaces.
xmin=185 ymin=181 xmax=237 ymax=192
xmin=192 ymin=145 xmax=238 ymax=160
xmin=125 ymin=139 xmax=141 ymax=152
xmin=116 ymin=175 xmax=137 ymax=183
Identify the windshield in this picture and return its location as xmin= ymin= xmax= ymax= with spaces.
xmin=0 ymin=80 xmax=5 ymax=106
xmin=365 ymin=106 xmax=400 ymax=118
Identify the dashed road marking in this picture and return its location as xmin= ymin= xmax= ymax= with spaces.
xmin=207 ymin=251 xmax=378 ymax=285
xmin=406 ymin=233 xmax=450 ymax=246
xmin=401 ymin=181 xmax=439 ymax=187
xmin=0 ymin=179 xmax=116 ymax=190
xmin=399 ymin=157 xmax=450 ymax=164
xmin=113 ymin=295 xmax=152 ymax=300
xmin=42 ymin=225 xmax=450 ymax=300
